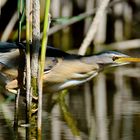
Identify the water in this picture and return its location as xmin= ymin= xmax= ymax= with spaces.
xmin=0 ymin=77 xmax=140 ymax=140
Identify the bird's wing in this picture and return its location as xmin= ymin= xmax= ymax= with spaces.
xmin=0 ymin=43 xmax=25 ymax=89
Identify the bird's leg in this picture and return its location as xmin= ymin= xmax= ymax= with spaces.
xmin=46 ymin=92 xmax=58 ymax=113
xmin=58 ymin=90 xmax=81 ymax=137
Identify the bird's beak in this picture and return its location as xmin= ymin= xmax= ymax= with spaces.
xmin=115 ymin=57 xmax=140 ymax=63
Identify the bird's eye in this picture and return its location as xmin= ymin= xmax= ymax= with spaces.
xmin=112 ymin=56 xmax=119 ymax=61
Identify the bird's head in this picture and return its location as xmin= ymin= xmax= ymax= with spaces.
xmin=96 ymin=51 xmax=140 ymax=67
xmin=83 ymin=51 xmax=140 ymax=67
xmin=96 ymin=51 xmax=130 ymax=66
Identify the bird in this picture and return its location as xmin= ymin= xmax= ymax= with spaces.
xmin=0 ymin=42 xmax=140 ymax=93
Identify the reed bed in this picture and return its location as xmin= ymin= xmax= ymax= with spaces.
xmin=0 ymin=0 xmax=140 ymax=140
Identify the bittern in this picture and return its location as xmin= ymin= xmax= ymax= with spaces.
xmin=0 ymin=42 xmax=140 ymax=93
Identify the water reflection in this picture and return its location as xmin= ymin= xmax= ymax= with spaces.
xmin=0 ymin=68 xmax=140 ymax=140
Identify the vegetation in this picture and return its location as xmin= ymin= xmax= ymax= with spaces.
xmin=0 ymin=0 xmax=140 ymax=140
